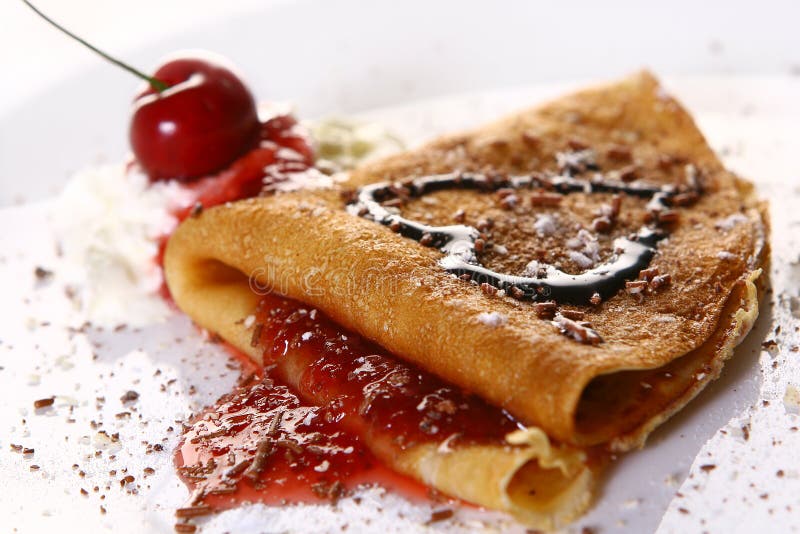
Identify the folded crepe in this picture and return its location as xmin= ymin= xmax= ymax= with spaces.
xmin=164 ymin=71 xmax=768 ymax=528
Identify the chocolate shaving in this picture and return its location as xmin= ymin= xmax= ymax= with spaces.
xmin=243 ymin=438 xmax=275 ymax=482
xmin=224 ymin=459 xmax=253 ymax=478
xmin=638 ymin=267 xmax=660 ymax=281
xmin=189 ymin=428 xmax=227 ymax=444
xmin=480 ymin=283 xmax=497 ymax=296
xmin=177 ymin=465 xmax=209 ymax=480
xmin=553 ymin=314 xmax=603 ymax=345
xmin=609 ymin=194 xmax=622 ymax=217
xmin=426 ymin=509 xmax=455 ymax=524
xmin=276 ymin=439 xmax=303 ymax=454
xmin=625 ymin=280 xmax=648 ymax=294
xmin=606 ymin=145 xmax=632 ymax=161
xmin=267 ymin=409 xmax=285 ymax=437
xmin=533 ymin=301 xmax=557 ymax=319
xmin=559 ymin=309 xmax=585 ymax=321
xmin=120 ymin=390 xmax=139 ymax=403
xmin=657 ymin=209 xmax=680 ymax=224
xmin=618 ymin=164 xmax=639 ymax=182
xmin=33 ymin=397 xmax=55 ymax=409
xmin=650 ymin=273 xmax=671 ymax=290
xmin=591 ymin=216 xmax=612 ymax=233
xmin=207 ymin=486 xmax=237 ymax=495
xmin=311 ymin=480 xmax=346 ymax=503
xmin=175 ymin=506 xmax=212 ymax=519
xmin=250 ymin=323 xmax=264 ymax=348
xmin=339 ymin=189 xmax=357 ymax=203
xmin=670 ymin=191 xmax=699 ymax=206
xmin=34 ymin=266 xmax=53 ymax=281
xmin=174 ymin=524 xmax=197 ymax=533
xmin=508 ymin=286 xmax=525 ymax=300
xmin=529 ymin=191 xmax=563 ymax=206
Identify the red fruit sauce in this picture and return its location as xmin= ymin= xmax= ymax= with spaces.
xmin=175 ymin=294 xmax=524 ymax=513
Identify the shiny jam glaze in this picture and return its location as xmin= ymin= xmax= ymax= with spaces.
xmin=172 ymin=113 xmax=314 ymax=220
xmin=175 ymin=294 xmax=524 ymax=511
xmin=176 ymin=375 xmax=425 ymax=511
xmin=255 ymin=295 xmax=523 ymax=451
xmin=155 ymin=112 xmax=314 ymax=295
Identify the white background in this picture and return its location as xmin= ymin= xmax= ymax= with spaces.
xmin=2 ymin=0 xmax=800 ymax=115
xmin=2 ymin=0 xmax=800 ymax=203
xmin=0 ymin=0 xmax=800 ymax=115
xmin=2 ymin=0 xmax=799 ymax=203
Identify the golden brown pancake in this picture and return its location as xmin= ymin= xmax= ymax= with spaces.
xmin=163 ymin=71 xmax=768 ymax=527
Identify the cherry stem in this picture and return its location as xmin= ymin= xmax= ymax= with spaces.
xmin=21 ymin=0 xmax=169 ymax=92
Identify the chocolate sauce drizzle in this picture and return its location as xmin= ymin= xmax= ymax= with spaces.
xmin=347 ymin=169 xmax=696 ymax=305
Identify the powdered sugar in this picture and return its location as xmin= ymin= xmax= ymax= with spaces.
xmin=476 ymin=311 xmax=508 ymax=327
xmin=49 ymin=165 xmax=191 ymax=327
xmin=566 ymin=229 xmax=600 ymax=268
xmin=533 ymin=214 xmax=557 ymax=237
xmin=715 ymin=213 xmax=748 ymax=231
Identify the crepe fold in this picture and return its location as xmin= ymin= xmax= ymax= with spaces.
xmin=165 ymin=262 xmax=595 ymax=529
xmin=164 ymin=71 xmax=767 ymax=526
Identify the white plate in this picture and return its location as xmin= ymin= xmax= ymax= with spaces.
xmin=2 ymin=76 xmax=800 ymax=533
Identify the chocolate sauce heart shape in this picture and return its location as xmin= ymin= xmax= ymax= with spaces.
xmin=347 ymin=170 xmax=698 ymax=305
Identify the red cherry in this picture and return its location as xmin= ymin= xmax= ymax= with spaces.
xmin=130 ymin=54 xmax=260 ymax=181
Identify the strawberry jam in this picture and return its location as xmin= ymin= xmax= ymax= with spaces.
xmin=176 ymin=375 xmax=424 ymax=511
xmin=175 ymin=294 xmax=523 ymax=513
xmin=171 ymin=112 xmax=314 ymax=221
xmin=255 ymin=296 xmax=523 ymax=452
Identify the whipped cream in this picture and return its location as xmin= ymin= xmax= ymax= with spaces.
xmin=49 ymin=164 xmax=192 ymax=327
xmin=307 ymin=116 xmax=404 ymax=172
xmin=47 ymin=117 xmax=404 ymax=329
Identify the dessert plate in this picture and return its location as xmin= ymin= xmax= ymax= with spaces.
xmin=1 ymin=76 xmax=799 ymax=533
